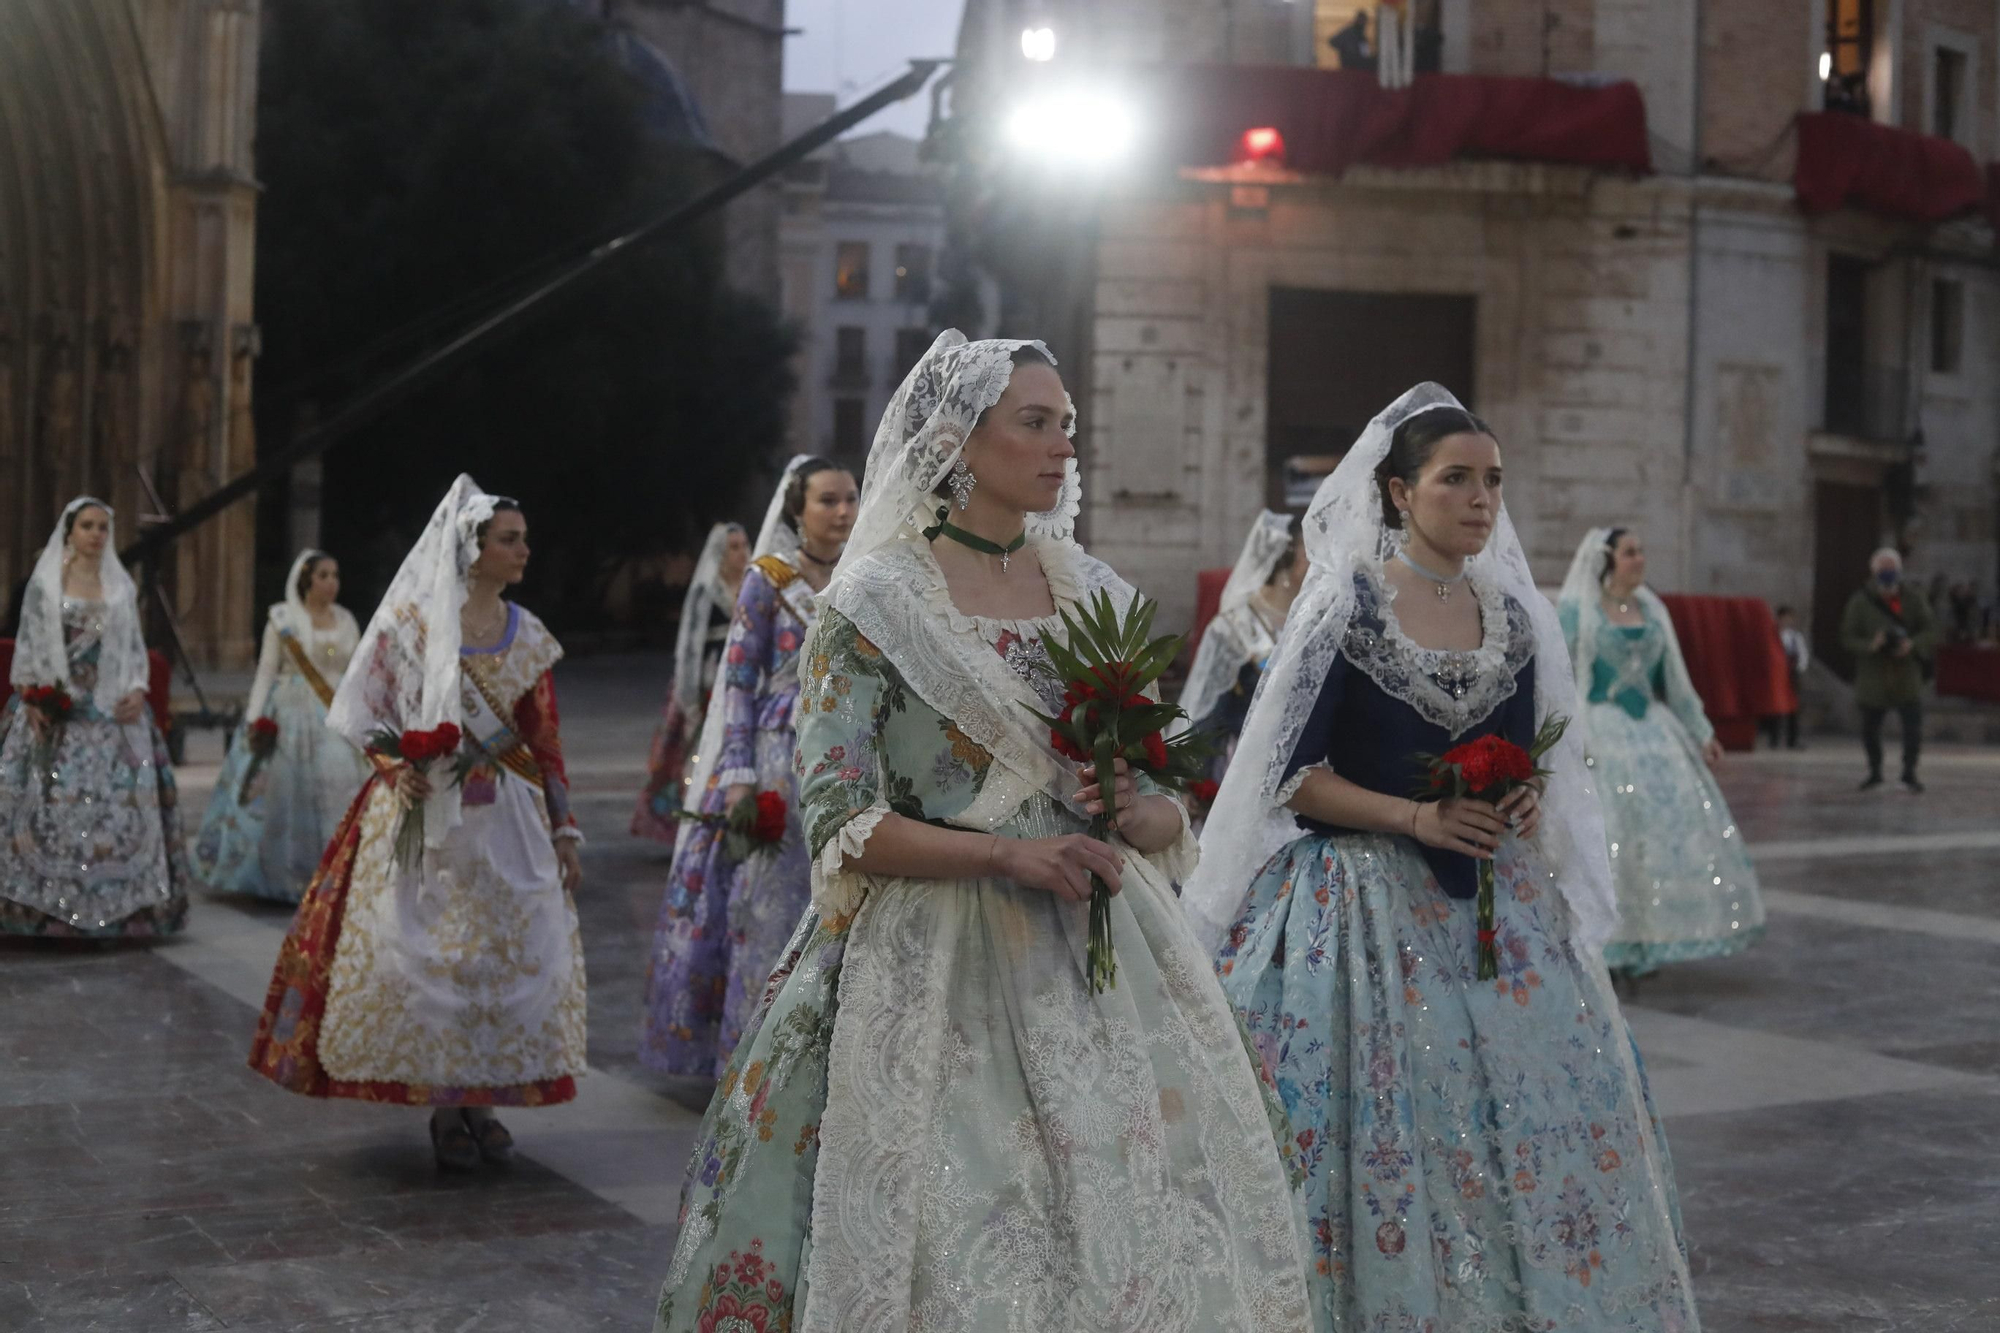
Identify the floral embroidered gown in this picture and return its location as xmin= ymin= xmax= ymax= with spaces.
xmin=195 ymin=608 xmax=371 ymax=902
xmin=1560 ymin=603 xmax=1765 ymax=972
xmin=0 ymin=598 xmax=190 ymax=937
xmin=641 ymin=555 xmax=815 ymax=1076
xmin=247 ymin=602 xmax=587 ymax=1106
xmin=653 ymin=537 xmax=1311 ymax=1333
xmin=1216 ymin=570 xmax=1699 ymax=1332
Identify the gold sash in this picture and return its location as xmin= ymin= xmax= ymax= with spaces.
xmin=278 ymin=630 xmax=338 ymax=708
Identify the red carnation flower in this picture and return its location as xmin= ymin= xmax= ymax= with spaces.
xmin=752 ymin=790 xmax=788 ymax=845
xmin=1189 ymin=779 xmax=1220 ymax=806
xmin=1141 ymin=730 xmax=1169 ymax=770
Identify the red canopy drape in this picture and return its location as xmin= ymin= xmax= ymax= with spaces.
xmin=1936 ymin=643 xmax=2000 ymax=704
xmin=0 ymin=639 xmax=173 ymax=733
xmin=1188 ymin=568 xmax=1231 ymax=654
xmin=1151 ymin=65 xmax=1652 ymax=178
xmin=1794 ymin=112 xmax=1987 ymax=223
xmin=1656 ymin=596 xmax=1796 ymax=752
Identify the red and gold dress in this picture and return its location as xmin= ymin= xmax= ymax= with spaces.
xmin=248 ymin=602 xmax=586 ymax=1105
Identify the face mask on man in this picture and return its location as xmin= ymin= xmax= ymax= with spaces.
xmin=1875 ymin=567 xmax=1900 ymax=588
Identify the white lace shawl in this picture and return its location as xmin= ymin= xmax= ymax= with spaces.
xmin=1182 ymin=383 xmax=1620 ymax=957
xmin=1175 ymin=509 xmax=1294 ymax=735
xmin=1557 ymin=527 xmax=1715 ymax=749
xmin=807 ymin=533 xmax=1182 ymax=923
xmin=11 ymin=497 xmax=149 ymax=714
xmin=326 ymin=474 xmax=503 ymax=850
xmin=752 ymin=454 xmax=815 ymax=564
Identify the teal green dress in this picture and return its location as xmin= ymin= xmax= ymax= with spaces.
xmin=1560 ymin=603 xmax=1765 ymax=972
xmin=653 ymin=537 xmax=1312 ymax=1333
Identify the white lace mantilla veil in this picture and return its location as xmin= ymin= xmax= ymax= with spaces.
xmin=677 ymin=461 xmax=816 ymax=807
xmin=326 ymin=474 xmax=504 ymax=851
xmin=804 ymin=328 xmax=1120 ymax=919
xmin=11 ymin=496 xmax=149 ymax=714
xmin=1556 ymin=525 xmax=1708 ymax=748
xmin=672 ymin=522 xmax=740 ymax=714
xmin=274 ymin=548 xmax=332 ymax=638
xmin=1174 ymin=508 xmax=1294 ymax=734
xmin=1181 ymin=384 xmax=1621 ymax=958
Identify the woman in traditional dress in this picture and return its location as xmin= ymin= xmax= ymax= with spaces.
xmin=1184 ymin=389 xmax=1699 ymax=1332
xmin=1175 ymin=508 xmax=1301 ymax=781
xmin=194 ymin=549 xmax=370 ymax=902
xmin=632 ymin=522 xmax=750 ymax=843
xmin=639 ymin=457 xmax=857 ymax=1077
xmin=1558 ymin=527 xmax=1764 ymax=978
xmin=0 ymin=497 xmax=190 ymax=937
xmin=651 ymin=333 xmax=1311 ymax=1332
xmin=247 ymin=477 xmax=586 ymax=1171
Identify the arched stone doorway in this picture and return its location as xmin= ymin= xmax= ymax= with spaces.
xmin=0 ymin=0 xmax=260 ymax=669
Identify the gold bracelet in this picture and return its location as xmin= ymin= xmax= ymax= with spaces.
xmin=1408 ymin=800 xmax=1421 ymax=839
xmin=986 ymin=833 xmax=1001 ymax=876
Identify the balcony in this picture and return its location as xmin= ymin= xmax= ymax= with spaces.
xmin=1794 ymin=113 xmax=1988 ymax=225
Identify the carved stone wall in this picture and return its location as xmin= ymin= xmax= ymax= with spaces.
xmin=0 ymin=0 xmax=260 ymax=668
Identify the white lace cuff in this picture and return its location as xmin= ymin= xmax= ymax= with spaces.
xmin=1143 ymin=795 xmax=1199 ymax=885
xmin=1274 ymin=762 xmax=1329 ymax=807
xmin=811 ymin=800 xmax=891 ymax=924
xmin=551 ymin=825 xmax=585 ymax=846
xmin=715 ymin=767 xmax=758 ymax=790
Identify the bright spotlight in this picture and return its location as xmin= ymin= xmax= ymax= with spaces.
xmin=1818 ymin=51 xmax=1832 ymax=81
xmin=1021 ymin=26 xmax=1057 ymax=62
xmin=1004 ymin=91 xmax=1137 ymax=166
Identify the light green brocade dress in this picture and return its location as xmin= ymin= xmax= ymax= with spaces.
xmin=654 ymin=538 xmax=1312 ymax=1333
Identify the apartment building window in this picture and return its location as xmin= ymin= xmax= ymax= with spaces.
xmin=894 ymin=245 xmax=933 ymax=304
xmin=834 ymin=326 xmax=867 ymax=383
xmin=893 ymin=326 xmax=933 ymax=380
xmin=1824 ymin=254 xmax=1870 ymax=436
xmin=834 ymin=242 xmax=870 ymax=301
xmin=1931 ymin=278 xmax=1964 ymax=374
xmin=833 ymin=397 xmax=867 ymax=457
xmin=1930 ymin=43 xmax=1971 ymax=146
xmin=1823 ymin=0 xmax=1874 ymax=116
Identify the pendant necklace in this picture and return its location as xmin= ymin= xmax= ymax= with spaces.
xmin=927 ymin=517 xmax=1027 ymax=572
xmin=1396 ymin=548 xmax=1466 ymax=602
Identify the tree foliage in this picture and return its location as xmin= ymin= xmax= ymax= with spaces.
xmin=255 ymin=0 xmax=795 ymax=627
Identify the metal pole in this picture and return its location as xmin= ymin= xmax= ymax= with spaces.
xmin=123 ymin=59 xmax=942 ymax=569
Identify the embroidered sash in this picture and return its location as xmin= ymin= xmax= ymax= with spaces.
xmin=277 ymin=629 xmax=338 ymax=708
xmin=753 ymin=554 xmax=821 ymax=632
xmin=459 ymin=658 xmax=544 ymax=791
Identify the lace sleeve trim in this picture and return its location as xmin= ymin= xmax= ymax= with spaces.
xmin=1141 ymin=794 xmax=1199 ymax=885
xmin=1274 ymin=761 xmax=1328 ymax=807
xmin=812 ymin=800 xmax=892 ymax=924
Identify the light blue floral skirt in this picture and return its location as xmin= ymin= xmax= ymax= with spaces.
xmin=1585 ymin=702 xmax=1765 ymax=973
xmin=193 ymin=677 xmax=371 ymax=903
xmin=1216 ymin=831 xmax=1700 ymax=1332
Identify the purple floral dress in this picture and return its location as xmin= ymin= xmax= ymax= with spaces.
xmin=639 ymin=557 xmax=815 ymax=1076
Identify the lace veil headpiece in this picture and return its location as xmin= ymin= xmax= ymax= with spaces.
xmin=673 ymin=521 xmax=743 ymax=713
xmin=326 ymin=474 xmax=504 ymax=849
xmin=1556 ymin=526 xmax=1703 ymax=750
xmin=752 ymin=454 xmax=815 ymax=563
xmin=274 ymin=548 xmax=331 ymax=638
xmin=11 ymin=496 xmax=148 ymax=714
xmin=1182 ymin=384 xmax=1619 ymax=955
xmin=1176 ymin=509 xmax=1294 ymax=733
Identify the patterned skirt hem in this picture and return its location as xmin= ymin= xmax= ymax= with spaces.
xmin=245 ymin=774 xmax=579 ymax=1108
xmin=1603 ymin=924 xmax=1766 ymax=972
xmin=0 ymin=895 xmax=188 ymax=938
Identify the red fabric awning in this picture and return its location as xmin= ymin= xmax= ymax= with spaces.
xmin=1189 ymin=568 xmax=1230 ymax=653
xmin=1656 ymin=595 xmax=1797 ymax=752
xmin=1150 ymin=65 xmax=1652 ymax=178
xmin=1937 ymin=643 xmax=2000 ymax=704
xmin=1794 ymin=112 xmax=1987 ymax=223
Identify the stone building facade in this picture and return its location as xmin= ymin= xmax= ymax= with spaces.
xmin=607 ymin=0 xmax=788 ymax=301
xmin=779 ymin=95 xmax=948 ymax=465
xmin=0 ymin=0 xmax=262 ymax=668
xmin=951 ymin=0 xmax=2000 ymax=673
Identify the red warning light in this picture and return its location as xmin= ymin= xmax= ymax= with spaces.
xmin=1241 ymin=126 xmax=1285 ymax=162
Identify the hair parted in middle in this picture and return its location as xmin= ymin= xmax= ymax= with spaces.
xmin=1373 ymin=405 xmax=1494 ymax=530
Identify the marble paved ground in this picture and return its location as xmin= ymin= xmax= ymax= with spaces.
xmin=2 ymin=652 xmax=1995 ymax=1331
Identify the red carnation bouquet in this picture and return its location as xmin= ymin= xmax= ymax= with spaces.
xmin=1415 ymin=716 xmax=1568 ymax=980
xmin=19 ymin=685 xmax=75 ymax=793
xmin=668 ymin=789 xmax=789 ymax=860
xmin=366 ymin=722 xmax=465 ymax=870
xmin=238 ymin=716 xmax=281 ymax=802
xmin=1027 ymin=589 xmax=1213 ymax=994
